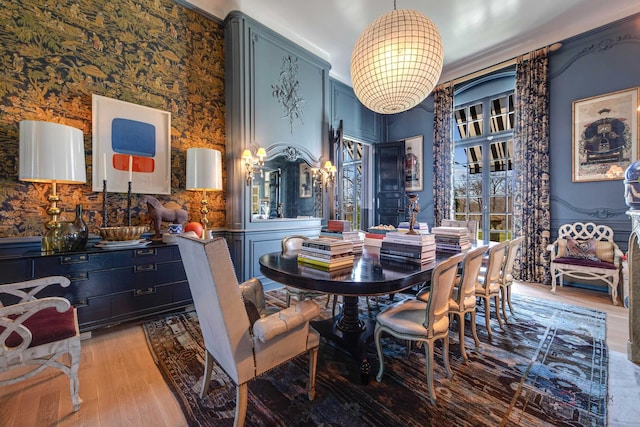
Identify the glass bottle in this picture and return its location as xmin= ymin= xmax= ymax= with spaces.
xmin=72 ymin=204 xmax=89 ymax=250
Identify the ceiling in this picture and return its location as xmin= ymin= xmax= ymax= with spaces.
xmin=181 ymin=0 xmax=640 ymax=86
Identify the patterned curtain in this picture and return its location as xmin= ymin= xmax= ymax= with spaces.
xmin=432 ymin=84 xmax=454 ymax=225
xmin=513 ymin=49 xmax=551 ymax=284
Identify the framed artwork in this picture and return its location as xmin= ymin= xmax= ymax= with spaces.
xmin=405 ymin=135 xmax=423 ymax=192
xmin=572 ymin=88 xmax=639 ymax=182
xmin=299 ymin=162 xmax=312 ymax=198
xmin=92 ymin=94 xmax=172 ymax=194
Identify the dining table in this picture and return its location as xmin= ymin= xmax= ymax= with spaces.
xmin=259 ymin=246 xmax=466 ymax=382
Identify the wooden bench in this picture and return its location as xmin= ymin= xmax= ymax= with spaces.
xmin=547 ymin=222 xmax=623 ymax=305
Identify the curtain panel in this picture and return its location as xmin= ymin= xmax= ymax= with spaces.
xmin=432 ymin=84 xmax=455 ymax=225
xmin=513 ymin=49 xmax=551 ymax=284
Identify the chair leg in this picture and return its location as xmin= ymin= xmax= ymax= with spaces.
xmin=456 ymin=312 xmax=468 ymax=364
xmin=424 ymin=340 xmax=436 ymax=404
xmin=331 ymin=295 xmax=339 ymax=318
xmin=493 ymin=295 xmax=504 ymax=330
xmin=200 ymin=350 xmax=214 ymax=398
xmin=307 ymin=347 xmax=318 ymax=400
xmin=374 ymin=324 xmax=385 ymax=382
xmin=442 ymin=335 xmax=452 ymax=379
xmin=69 ymin=338 xmax=82 ymax=412
xmin=234 ymin=383 xmax=248 ymax=427
xmin=285 ymin=292 xmax=292 ymax=307
xmin=500 ymin=287 xmax=510 ymax=324
xmin=469 ymin=310 xmax=481 ymax=348
xmin=507 ymin=284 xmax=515 ymax=316
xmin=483 ymin=297 xmax=493 ymax=339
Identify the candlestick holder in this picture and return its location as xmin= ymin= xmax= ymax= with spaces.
xmin=102 ymin=179 xmax=108 ymax=228
xmin=127 ymin=181 xmax=132 ymax=226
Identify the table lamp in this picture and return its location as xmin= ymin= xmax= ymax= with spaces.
xmin=19 ymin=120 xmax=86 ymax=252
xmin=186 ymin=147 xmax=222 ymax=237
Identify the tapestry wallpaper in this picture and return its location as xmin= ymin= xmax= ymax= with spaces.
xmin=0 ymin=0 xmax=225 ymax=238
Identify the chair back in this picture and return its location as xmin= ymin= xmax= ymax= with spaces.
xmin=176 ymin=236 xmax=253 ymax=384
xmin=503 ymin=236 xmax=525 ymax=284
xmin=423 ymin=253 xmax=465 ymax=335
xmin=456 ymin=245 xmax=489 ymax=310
xmin=478 ymin=241 xmax=509 ymax=295
xmin=441 ymin=219 xmax=478 ymax=243
xmin=282 ymin=235 xmax=309 ymax=254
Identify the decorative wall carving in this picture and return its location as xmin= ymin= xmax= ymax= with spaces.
xmin=272 ymin=55 xmax=305 ymax=133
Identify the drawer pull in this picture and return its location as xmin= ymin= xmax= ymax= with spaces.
xmin=74 ymin=299 xmax=88 ymax=308
xmin=68 ymin=272 xmax=88 ymax=282
xmin=135 ymin=264 xmax=156 ymax=272
xmin=135 ymin=287 xmax=155 ymax=296
xmin=61 ymin=254 xmax=88 ymax=264
xmin=135 ymin=249 xmax=157 ymax=256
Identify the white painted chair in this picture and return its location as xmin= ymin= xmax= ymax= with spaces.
xmin=374 ymin=252 xmax=465 ymax=403
xmin=176 ymin=235 xmax=320 ymax=427
xmin=0 ymin=276 xmax=81 ymax=412
xmin=500 ymin=236 xmax=525 ymax=323
xmin=475 ymin=240 xmax=509 ymax=339
xmin=547 ymin=222 xmax=623 ymax=305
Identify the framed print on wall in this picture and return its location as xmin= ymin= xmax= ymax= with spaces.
xmin=405 ymin=135 xmax=424 ymax=192
xmin=572 ymin=87 xmax=639 ymax=182
xmin=92 ymin=94 xmax=172 ymax=194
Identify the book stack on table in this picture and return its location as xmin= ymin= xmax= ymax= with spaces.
xmin=319 ymin=229 xmax=364 ymax=254
xmin=364 ymin=224 xmax=396 ymax=248
xmin=379 ymin=231 xmax=436 ymax=265
xmin=431 ymin=226 xmax=472 ymax=253
xmin=297 ymin=238 xmax=355 ymax=270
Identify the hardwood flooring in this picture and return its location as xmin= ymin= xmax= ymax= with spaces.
xmin=0 ymin=282 xmax=638 ymax=426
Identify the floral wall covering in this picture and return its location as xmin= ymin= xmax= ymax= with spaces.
xmin=0 ymin=0 xmax=225 ymax=238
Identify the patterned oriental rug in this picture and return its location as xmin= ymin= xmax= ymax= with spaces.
xmin=142 ymin=290 xmax=608 ymax=427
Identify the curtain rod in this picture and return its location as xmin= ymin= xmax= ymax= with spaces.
xmin=446 ymin=43 xmax=561 ymax=87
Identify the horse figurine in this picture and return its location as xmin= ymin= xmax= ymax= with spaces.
xmin=140 ymin=195 xmax=188 ymax=238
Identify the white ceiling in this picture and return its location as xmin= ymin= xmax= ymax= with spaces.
xmin=182 ymin=0 xmax=640 ymax=86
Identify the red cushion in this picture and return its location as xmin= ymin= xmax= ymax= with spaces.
xmin=553 ymin=257 xmax=617 ymax=270
xmin=2 ymin=306 xmax=77 ymax=348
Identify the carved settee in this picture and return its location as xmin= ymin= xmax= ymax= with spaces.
xmin=547 ymin=222 xmax=623 ymax=305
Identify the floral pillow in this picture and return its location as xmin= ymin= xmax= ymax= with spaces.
xmin=565 ymin=238 xmax=600 ymax=262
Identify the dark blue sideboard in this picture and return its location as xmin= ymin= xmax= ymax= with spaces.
xmin=0 ymin=239 xmax=191 ymax=333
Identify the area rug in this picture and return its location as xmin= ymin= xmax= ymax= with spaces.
xmin=142 ymin=290 xmax=608 ymax=426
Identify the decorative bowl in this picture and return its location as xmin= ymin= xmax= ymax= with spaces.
xmin=99 ymin=226 xmax=148 ymax=241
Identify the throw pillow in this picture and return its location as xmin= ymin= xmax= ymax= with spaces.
xmin=565 ymin=238 xmax=600 ymax=262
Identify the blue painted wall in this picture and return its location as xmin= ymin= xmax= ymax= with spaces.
xmin=384 ymin=13 xmax=640 ymax=250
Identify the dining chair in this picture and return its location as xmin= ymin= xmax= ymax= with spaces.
xmin=176 ymin=235 xmax=321 ymax=426
xmin=0 ymin=276 xmax=81 ymax=412
xmin=374 ymin=252 xmax=465 ymax=403
xmin=417 ymin=245 xmax=489 ymax=363
xmin=475 ymin=240 xmax=509 ymax=339
xmin=500 ymin=236 xmax=525 ymax=323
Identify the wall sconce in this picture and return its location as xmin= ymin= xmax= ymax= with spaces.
xmin=186 ymin=148 xmax=222 ymax=237
xmin=312 ymin=160 xmax=336 ymax=190
xmin=242 ymin=146 xmax=266 ymax=185
xmin=19 ymin=120 xmax=86 ymax=253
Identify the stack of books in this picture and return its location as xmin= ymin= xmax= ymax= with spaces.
xmin=363 ymin=225 xmax=395 ymax=248
xmin=327 ymin=219 xmax=351 ymax=232
xmin=297 ymin=238 xmax=355 ymax=270
xmin=319 ymin=229 xmax=364 ymax=254
xmin=379 ymin=231 xmax=437 ymax=265
xmin=431 ymin=226 xmax=472 ymax=252
xmin=397 ymin=221 xmax=429 ymax=234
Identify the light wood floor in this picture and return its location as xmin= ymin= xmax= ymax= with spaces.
xmin=0 ymin=282 xmax=637 ymax=426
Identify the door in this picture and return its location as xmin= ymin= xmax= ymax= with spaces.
xmin=374 ymin=141 xmax=405 ymax=226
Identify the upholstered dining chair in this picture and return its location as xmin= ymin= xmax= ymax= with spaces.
xmin=374 ymin=252 xmax=465 ymax=403
xmin=0 ymin=276 xmax=81 ymax=412
xmin=417 ymin=245 xmax=488 ymax=363
xmin=475 ymin=240 xmax=509 ymax=339
xmin=500 ymin=236 xmax=525 ymax=323
xmin=177 ymin=235 xmax=321 ymax=427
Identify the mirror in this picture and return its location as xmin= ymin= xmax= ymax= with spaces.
xmin=250 ymin=156 xmax=322 ymax=220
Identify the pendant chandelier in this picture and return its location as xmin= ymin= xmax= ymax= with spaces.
xmin=350 ymin=3 xmax=443 ymax=114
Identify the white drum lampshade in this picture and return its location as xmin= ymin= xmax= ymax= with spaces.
xmin=186 ymin=147 xmax=222 ymax=191
xmin=350 ymin=8 xmax=444 ymax=115
xmin=19 ymin=120 xmax=86 ymax=184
